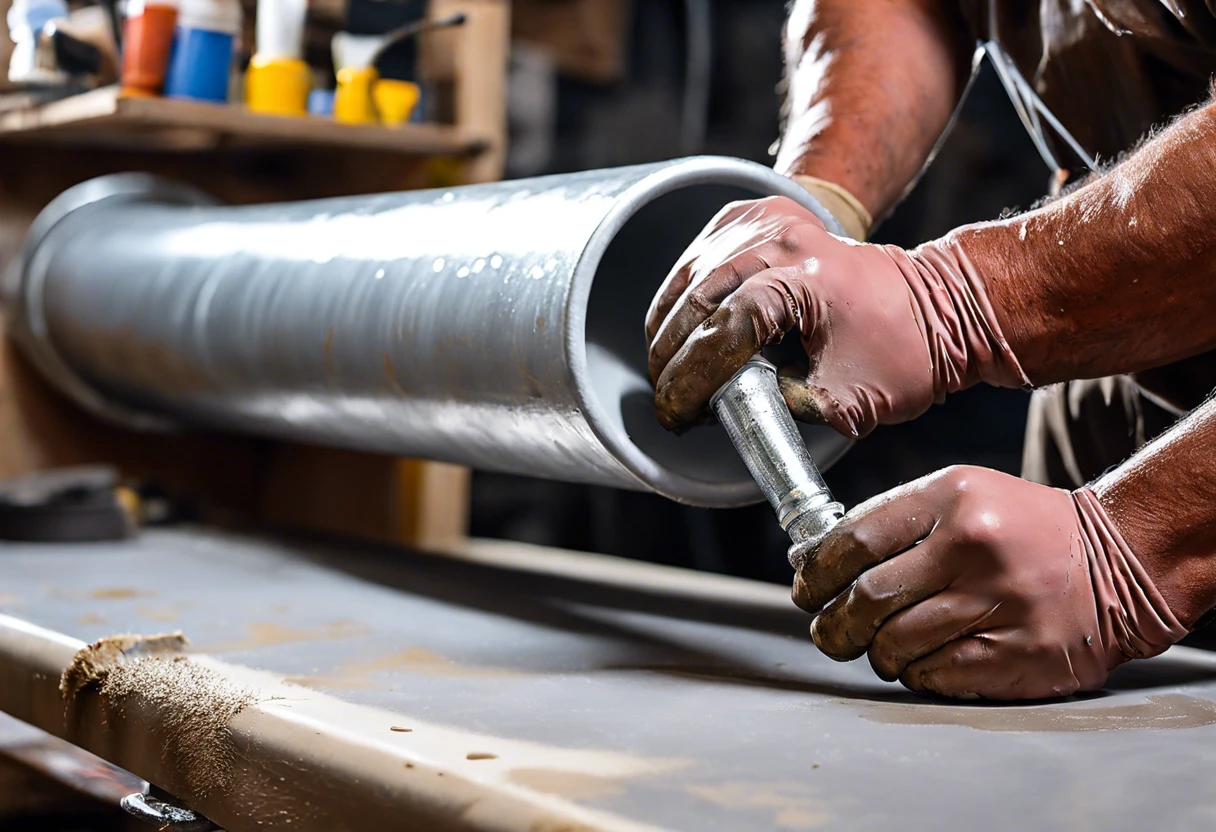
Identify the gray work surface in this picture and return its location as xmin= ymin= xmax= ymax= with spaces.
xmin=1 ymin=527 xmax=1215 ymax=831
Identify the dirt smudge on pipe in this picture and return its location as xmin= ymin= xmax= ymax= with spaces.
xmin=322 ymin=326 xmax=336 ymax=381
xmin=856 ymin=693 xmax=1216 ymax=732
xmin=382 ymin=352 xmax=406 ymax=395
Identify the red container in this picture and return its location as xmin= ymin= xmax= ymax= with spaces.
xmin=120 ymin=0 xmax=178 ymax=95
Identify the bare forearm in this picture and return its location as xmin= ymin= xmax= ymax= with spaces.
xmin=947 ymin=99 xmax=1216 ymax=384
xmin=1093 ymin=397 xmax=1216 ymax=627
xmin=775 ymin=0 xmax=972 ymax=219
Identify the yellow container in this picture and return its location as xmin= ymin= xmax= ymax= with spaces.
xmin=334 ymin=66 xmax=379 ymax=125
xmin=245 ymin=55 xmax=311 ymax=117
xmin=372 ymin=79 xmax=420 ymax=126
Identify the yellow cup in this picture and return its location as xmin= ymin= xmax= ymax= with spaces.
xmin=372 ymin=79 xmax=421 ymax=126
xmin=245 ymin=56 xmax=311 ymax=117
xmin=334 ymin=66 xmax=380 ymax=125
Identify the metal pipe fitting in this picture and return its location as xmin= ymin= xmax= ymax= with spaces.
xmin=711 ymin=358 xmax=844 ymax=565
xmin=4 ymin=158 xmax=851 ymax=507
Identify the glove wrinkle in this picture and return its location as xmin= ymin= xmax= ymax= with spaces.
xmin=894 ymin=240 xmax=1032 ymax=404
xmin=1073 ymin=487 xmax=1188 ymax=663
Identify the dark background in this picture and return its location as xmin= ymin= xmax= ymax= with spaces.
xmin=472 ymin=0 xmax=1050 ymax=584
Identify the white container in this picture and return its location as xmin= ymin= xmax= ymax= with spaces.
xmin=6 ymin=0 xmax=68 ymax=83
xmin=330 ymin=31 xmax=380 ymax=72
xmin=255 ymin=0 xmax=306 ymax=60
xmin=176 ymin=0 xmax=241 ymax=36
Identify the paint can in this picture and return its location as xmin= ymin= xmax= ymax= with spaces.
xmin=120 ymin=0 xmax=178 ymax=96
xmin=162 ymin=0 xmax=241 ymax=103
xmin=245 ymin=0 xmax=309 ymax=115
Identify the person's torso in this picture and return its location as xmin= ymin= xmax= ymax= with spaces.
xmin=965 ymin=0 xmax=1216 ymax=166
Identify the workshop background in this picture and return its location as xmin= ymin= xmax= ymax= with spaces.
xmin=473 ymin=0 xmax=1046 ymax=585
xmin=0 ymin=0 xmax=1190 ymax=830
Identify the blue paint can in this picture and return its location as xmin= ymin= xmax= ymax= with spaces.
xmin=163 ymin=0 xmax=241 ymax=102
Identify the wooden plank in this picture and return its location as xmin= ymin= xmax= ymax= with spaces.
xmin=423 ymin=0 xmax=510 ymax=183
xmin=513 ymin=0 xmax=631 ymax=84
xmin=0 ymin=86 xmax=483 ymax=156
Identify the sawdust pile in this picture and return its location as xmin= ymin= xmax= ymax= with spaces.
xmin=60 ymin=632 xmax=257 ymax=797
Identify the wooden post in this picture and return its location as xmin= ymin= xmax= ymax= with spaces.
xmin=422 ymin=0 xmax=511 ymax=184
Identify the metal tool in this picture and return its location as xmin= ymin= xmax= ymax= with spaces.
xmin=5 ymin=159 xmax=851 ymax=508
xmin=711 ymin=357 xmax=844 ymax=567
xmin=121 ymin=787 xmax=220 ymax=832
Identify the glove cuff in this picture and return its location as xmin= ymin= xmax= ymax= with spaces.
xmin=887 ymin=239 xmax=1031 ymax=403
xmin=789 ymin=175 xmax=873 ymax=241
xmin=1072 ymin=487 xmax=1189 ymax=665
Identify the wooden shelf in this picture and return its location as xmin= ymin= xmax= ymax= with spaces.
xmin=0 ymin=85 xmax=484 ymax=155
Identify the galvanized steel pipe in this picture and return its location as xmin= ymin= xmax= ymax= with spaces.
xmin=3 ymin=158 xmax=851 ymax=507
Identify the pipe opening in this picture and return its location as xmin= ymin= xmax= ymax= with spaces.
xmin=582 ymin=180 xmax=845 ymax=504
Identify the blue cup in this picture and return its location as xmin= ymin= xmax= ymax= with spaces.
xmin=164 ymin=27 xmax=234 ymax=102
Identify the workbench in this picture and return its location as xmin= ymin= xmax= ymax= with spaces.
xmin=1 ymin=527 xmax=1214 ymax=831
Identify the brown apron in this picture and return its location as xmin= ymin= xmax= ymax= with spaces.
xmin=959 ymin=0 xmax=1216 ymax=486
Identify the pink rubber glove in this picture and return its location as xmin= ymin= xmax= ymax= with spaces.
xmin=645 ymin=196 xmax=1029 ymax=438
xmin=793 ymin=466 xmax=1188 ymax=700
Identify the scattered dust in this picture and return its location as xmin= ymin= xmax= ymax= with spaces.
xmin=284 ymin=646 xmax=522 ymax=691
xmin=77 ymin=613 xmax=108 ymax=626
xmin=59 ymin=632 xmax=257 ymax=797
xmin=856 ymin=693 xmax=1216 ymax=732
xmin=192 ymin=621 xmax=369 ymax=654
xmin=135 ymin=605 xmax=181 ymax=623
xmin=87 ymin=588 xmax=153 ymax=601
xmin=507 ymin=768 xmax=625 ymax=801
xmin=685 ymin=781 xmax=833 ymax=830
xmin=283 ymin=674 xmax=377 ymax=691
xmin=466 ymin=752 xmax=497 ymax=761
xmin=350 ymin=647 xmax=522 ymax=679
xmin=0 ymin=594 xmax=18 ymax=606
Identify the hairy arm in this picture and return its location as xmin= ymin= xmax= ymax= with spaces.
xmin=952 ymin=98 xmax=1216 ymax=384
xmin=775 ymin=0 xmax=973 ymax=220
xmin=1094 ymin=396 xmax=1216 ymax=627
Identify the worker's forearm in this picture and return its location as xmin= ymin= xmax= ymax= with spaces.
xmin=1092 ymin=397 xmax=1216 ymax=628
xmin=775 ymin=0 xmax=972 ymax=220
xmin=944 ymin=98 xmax=1216 ymax=384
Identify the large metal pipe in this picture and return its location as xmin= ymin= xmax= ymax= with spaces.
xmin=3 ymin=157 xmax=851 ymax=507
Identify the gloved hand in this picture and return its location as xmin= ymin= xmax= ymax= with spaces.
xmin=645 ymin=195 xmax=1029 ymax=438
xmin=792 ymin=466 xmax=1188 ymax=700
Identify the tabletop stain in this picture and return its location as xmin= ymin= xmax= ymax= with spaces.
xmin=856 ymin=693 xmax=1216 ymax=732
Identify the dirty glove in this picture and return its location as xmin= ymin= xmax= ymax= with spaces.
xmin=793 ymin=466 xmax=1188 ymax=700
xmin=645 ymin=196 xmax=1029 ymax=438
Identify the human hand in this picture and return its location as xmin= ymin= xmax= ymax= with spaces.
xmin=645 ymin=196 xmax=1027 ymax=438
xmin=792 ymin=466 xmax=1188 ymax=700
